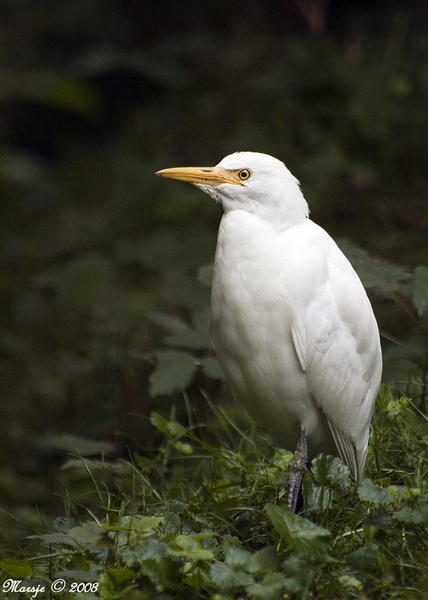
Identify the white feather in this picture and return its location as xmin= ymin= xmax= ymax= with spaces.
xmin=157 ymin=151 xmax=382 ymax=482
xmin=208 ymin=152 xmax=382 ymax=481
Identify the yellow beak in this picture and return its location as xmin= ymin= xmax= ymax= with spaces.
xmin=155 ymin=165 xmax=242 ymax=186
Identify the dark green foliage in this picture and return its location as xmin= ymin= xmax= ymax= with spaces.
xmin=2 ymin=396 xmax=428 ymax=599
xmin=1 ymin=2 xmax=428 ymax=597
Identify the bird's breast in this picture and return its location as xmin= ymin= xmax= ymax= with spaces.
xmin=210 ymin=212 xmax=316 ymax=444
xmin=211 ymin=213 xmax=294 ymax=354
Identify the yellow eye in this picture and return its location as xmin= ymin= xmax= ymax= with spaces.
xmin=238 ymin=169 xmax=251 ymax=181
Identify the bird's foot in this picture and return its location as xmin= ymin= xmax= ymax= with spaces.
xmin=286 ymin=428 xmax=308 ymax=512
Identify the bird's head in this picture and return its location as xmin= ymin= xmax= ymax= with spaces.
xmin=156 ymin=151 xmax=309 ymax=227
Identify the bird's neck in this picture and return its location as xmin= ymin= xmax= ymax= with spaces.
xmin=215 ymin=210 xmax=282 ymax=270
xmin=220 ymin=202 xmax=309 ymax=234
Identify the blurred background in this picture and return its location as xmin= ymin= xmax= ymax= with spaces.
xmin=1 ymin=0 xmax=427 ymax=546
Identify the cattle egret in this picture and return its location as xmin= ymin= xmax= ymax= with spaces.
xmin=156 ymin=152 xmax=382 ymax=511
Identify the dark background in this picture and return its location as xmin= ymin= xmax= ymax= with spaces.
xmin=1 ymin=0 xmax=427 ymax=545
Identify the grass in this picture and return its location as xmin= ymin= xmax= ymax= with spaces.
xmin=1 ymin=14 xmax=428 ymax=598
xmin=1 ymin=387 xmax=428 ymax=599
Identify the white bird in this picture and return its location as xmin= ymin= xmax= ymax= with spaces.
xmin=156 ymin=152 xmax=382 ymax=510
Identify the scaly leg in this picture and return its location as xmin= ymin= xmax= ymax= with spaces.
xmin=286 ymin=428 xmax=308 ymax=512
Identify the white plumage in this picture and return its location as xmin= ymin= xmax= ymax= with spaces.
xmin=156 ymin=151 xmax=382 ymax=484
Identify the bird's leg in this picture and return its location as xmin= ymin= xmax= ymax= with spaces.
xmin=286 ymin=428 xmax=308 ymax=512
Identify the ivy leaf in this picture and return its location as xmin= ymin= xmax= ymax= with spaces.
xmin=358 ymin=480 xmax=394 ymax=504
xmin=149 ymin=306 xmax=211 ymax=350
xmin=68 ymin=522 xmax=106 ymax=549
xmin=103 ymin=567 xmax=135 ymax=586
xmin=393 ymin=506 xmax=428 ymax=524
xmin=149 ymin=312 xmax=190 ymax=334
xmin=165 ymin=533 xmax=215 ymax=560
xmin=337 ymin=239 xmax=411 ymax=295
xmin=266 ymin=504 xmax=330 ymax=561
xmin=224 ymin=546 xmax=251 ymax=567
xmin=164 ymin=270 xmax=209 ymax=310
xmin=0 ymin=558 xmax=34 ymax=578
xmin=54 ymin=566 xmax=100 ymax=582
xmin=210 ymin=563 xmax=254 ymax=590
xmin=199 ymin=356 xmax=227 ymax=381
xmin=347 ymin=542 xmax=380 ymax=572
xmin=246 ymin=572 xmax=285 ymax=600
xmin=119 ymin=515 xmax=163 ymax=538
xmin=310 ymin=454 xmax=351 ymax=487
xmin=149 ymin=350 xmax=197 ymax=396
xmin=246 ymin=546 xmax=280 ymax=574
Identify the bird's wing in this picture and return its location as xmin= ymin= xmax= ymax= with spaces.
xmin=288 ymin=223 xmax=381 ymax=480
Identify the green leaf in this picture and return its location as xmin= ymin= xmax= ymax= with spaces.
xmin=126 ymin=515 xmax=164 ymax=538
xmin=174 ymin=440 xmax=194 ymax=455
xmin=266 ymin=504 xmax=330 ymax=561
xmin=364 ymin=513 xmax=395 ymax=530
xmin=358 ymin=480 xmax=395 ymax=504
xmin=139 ymin=556 xmax=181 ymax=590
xmin=98 ymin=571 xmax=139 ymax=600
xmin=149 ymin=309 xmax=210 ymax=350
xmin=347 ymin=542 xmax=380 ymax=572
xmin=149 ymin=312 xmax=191 ymax=335
xmin=303 ymin=480 xmax=332 ymax=511
xmin=166 ymin=419 xmax=187 ymax=438
xmin=338 ymin=575 xmax=364 ymax=592
xmin=149 ymin=413 xmax=188 ymax=441
xmin=246 ymin=572 xmax=285 ymax=600
xmin=164 ymin=270 xmax=209 ymax=310
xmin=210 ymin=562 xmax=254 ymax=590
xmin=282 ymin=556 xmax=314 ymax=593
xmin=413 ymin=265 xmax=428 ymax=317
xmin=197 ymin=263 xmax=214 ymax=287
xmin=120 ymin=538 xmax=167 ymax=565
xmin=337 ymin=239 xmax=411 ymax=295
xmin=165 ymin=533 xmax=215 ymax=560
xmin=149 ymin=411 xmax=170 ymax=433
xmin=224 ymin=546 xmax=251 ymax=567
xmin=394 ymin=505 xmax=428 ymax=524
xmin=68 ymin=522 xmax=106 ymax=548
xmin=200 ymin=356 xmax=227 ymax=381
xmin=54 ymin=568 xmax=99 ymax=582
xmin=0 ymin=558 xmax=34 ymax=578
xmin=98 ymin=567 xmax=135 ymax=598
xmin=386 ymin=396 xmax=409 ymax=416
xmin=149 ymin=350 xmax=197 ymax=396
xmin=376 ymin=386 xmax=410 ymax=416
xmin=310 ymin=454 xmax=351 ymax=487
xmin=246 ymin=546 xmax=280 ymax=574
xmin=150 ymin=306 xmax=212 ymax=356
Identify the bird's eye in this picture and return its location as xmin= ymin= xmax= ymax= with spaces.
xmin=238 ymin=169 xmax=251 ymax=181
